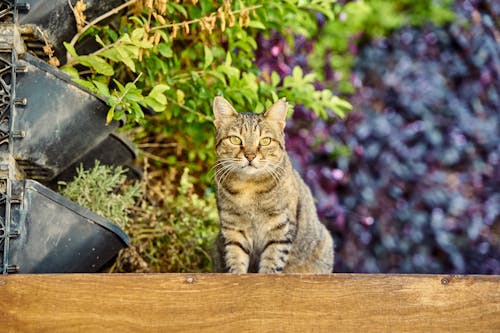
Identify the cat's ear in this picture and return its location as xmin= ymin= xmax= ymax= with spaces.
xmin=264 ymin=98 xmax=288 ymax=130
xmin=213 ymin=96 xmax=238 ymax=128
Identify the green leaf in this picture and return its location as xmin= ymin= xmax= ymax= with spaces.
xmin=208 ymin=70 xmax=227 ymax=84
xmin=113 ymin=79 xmax=126 ymax=93
xmin=95 ymin=34 xmax=106 ymax=47
xmin=203 ymin=45 xmax=213 ymax=70
xmin=148 ymin=84 xmax=169 ymax=104
xmin=106 ymin=106 xmax=115 ymax=125
xmin=303 ymin=72 xmax=316 ymax=83
xmin=130 ymin=102 xmax=145 ymax=120
xmin=78 ymin=55 xmax=114 ymax=76
xmin=73 ymin=78 xmax=97 ymax=92
xmin=93 ymin=80 xmax=110 ymax=97
xmin=271 ymin=91 xmax=279 ymax=102
xmin=271 ymin=71 xmax=281 ymax=87
xmin=292 ymin=66 xmax=303 ymax=81
xmin=128 ymin=29 xmax=153 ymax=49
xmin=115 ymin=46 xmax=136 ymax=72
xmin=107 ymin=96 xmax=119 ymax=107
xmin=225 ymin=52 xmax=232 ymax=66
xmin=158 ymin=43 xmax=173 ymax=58
xmin=60 ymin=65 xmax=79 ymax=79
xmin=142 ymin=96 xmax=166 ymax=112
xmin=247 ymin=21 xmax=266 ymax=29
xmin=176 ymin=89 xmax=185 ymax=105
xmin=64 ymin=42 xmax=78 ymax=58
xmin=170 ymin=2 xmax=188 ymax=17
xmin=131 ymin=28 xmax=145 ymax=41
xmin=217 ymin=64 xmax=240 ymax=82
xmin=99 ymin=48 xmax=120 ymax=62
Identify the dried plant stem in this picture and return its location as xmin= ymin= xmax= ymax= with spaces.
xmin=138 ymin=143 xmax=178 ymax=148
xmin=115 ymin=72 xmax=143 ymax=104
xmin=141 ymin=151 xmax=173 ymax=165
xmin=67 ymin=0 xmax=138 ymax=60
xmin=165 ymin=96 xmax=212 ymax=121
xmin=149 ymin=5 xmax=262 ymax=32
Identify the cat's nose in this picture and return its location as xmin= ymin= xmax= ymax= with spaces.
xmin=244 ymin=152 xmax=256 ymax=162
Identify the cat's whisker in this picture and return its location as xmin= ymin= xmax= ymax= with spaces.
xmin=264 ymin=159 xmax=285 ymax=183
xmin=270 ymin=167 xmax=283 ymax=185
xmin=213 ymin=165 xmax=230 ymax=182
xmin=211 ymin=158 xmax=240 ymax=182
xmin=215 ymin=163 xmax=237 ymax=186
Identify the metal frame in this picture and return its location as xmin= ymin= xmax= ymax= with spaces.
xmin=0 ymin=0 xmax=24 ymax=274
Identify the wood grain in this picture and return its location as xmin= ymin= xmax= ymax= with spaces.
xmin=0 ymin=273 xmax=499 ymax=332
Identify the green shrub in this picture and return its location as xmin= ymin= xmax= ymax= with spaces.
xmin=118 ymin=167 xmax=218 ymax=272
xmin=58 ymin=162 xmax=141 ymax=230
xmin=59 ymin=162 xmax=218 ymax=272
xmin=61 ymin=0 xmax=352 ymax=186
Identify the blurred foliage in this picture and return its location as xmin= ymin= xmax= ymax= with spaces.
xmin=285 ymin=0 xmax=500 ymax=274
xmin=309 ymin=0 xmax=455 ymax=93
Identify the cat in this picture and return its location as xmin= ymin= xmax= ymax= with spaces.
xmin=211 ymin=96 xmax=334 ymax=273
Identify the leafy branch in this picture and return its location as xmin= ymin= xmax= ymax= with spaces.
xmin=67 ymin=0 xmax=139 ymax=61
xmin=61 ymin=0 xmax=351 ymax=177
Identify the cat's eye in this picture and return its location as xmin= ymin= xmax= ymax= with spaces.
xmin=229 ymin=136 xmax=242 ymax=145
xmin=259 ymin=137 xmax=272 ymax=146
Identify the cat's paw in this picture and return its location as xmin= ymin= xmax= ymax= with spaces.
xmin=258 ymin=266 xmax=285 ymax=274
xmin=228 ymin=267 xmax=247 ymax=274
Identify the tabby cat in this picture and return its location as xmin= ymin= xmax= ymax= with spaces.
xmin=212 ymin=96 xmax=334 ymax=273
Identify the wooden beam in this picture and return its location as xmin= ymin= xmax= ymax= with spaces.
xmin=0 ymin=274 xmax=499 ymax=332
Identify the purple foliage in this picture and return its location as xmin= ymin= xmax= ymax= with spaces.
xmin=258 ymin=1 xmax=500 ymax=273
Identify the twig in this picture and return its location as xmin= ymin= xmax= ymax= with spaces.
xmin=67 ymin=0 xmax=89 ymax=32
xmin=149 ymin=5 xmax=262 ymax=32
xmin=67 ymin=0 xmax=138 ymax=61
xmin=114 ymin=72 xmax=143 ymax=105
xmin=138 ymin=143 xmax=178 ymax=148
xmin=141 ymin=151 xmax=175 ymax=165
xmin=165 ymin=96 xmax=213 ymax=122
xmin=36 ymin=26 xmax=60 ymax=66
xmin=65 ymin=37 xmax=125 ymax=67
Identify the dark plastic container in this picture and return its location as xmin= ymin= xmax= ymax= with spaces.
xmin=18 ymin=0 xmax=124 ymax=63
xmin=7 ymin=179 xmax=130 ymax=273
xmin=51 ymin=132 xmax=141 ymax=186
xmin=11 ymin=53 xmax=117 ymax=181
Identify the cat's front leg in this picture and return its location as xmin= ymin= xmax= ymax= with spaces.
xmin=221 ymin=226 xmax=251 ymax=273
xmin=258 ymin=242 xmax=292 ymax=273
xmin=224 ymin=241 xmax=250 ymax=273
xmin=258 ymin=219 xmax=295 ymax=273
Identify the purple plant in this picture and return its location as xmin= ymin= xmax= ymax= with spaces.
xmin=258 ymin=0 xmax=500 ymax=273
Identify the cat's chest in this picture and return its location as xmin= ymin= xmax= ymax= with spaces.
xmin=225 ymin=180 xmax=273 ymax=205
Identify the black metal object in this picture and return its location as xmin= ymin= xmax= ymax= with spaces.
xmin=12 ymin=53 xmax=117 ymax=181
xmin=0 ymin=1 xmax=137 ymax=274
xmin=18 ymin=0 xmax=124 ymax=63
xmin=7 ymin=179 xmax=130 ymax=273
xmin=51 ymin=132 xmax=142 ymax=186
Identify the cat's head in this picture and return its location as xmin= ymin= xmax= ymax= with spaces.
xmin=213 ymin=96 xmax=288 ymax=179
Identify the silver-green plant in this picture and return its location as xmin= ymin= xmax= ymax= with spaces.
xmin=58 ymin=161 xmax=141 ymax=229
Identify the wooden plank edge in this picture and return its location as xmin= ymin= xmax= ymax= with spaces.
xmin=0 ymin=273 xmax=499 ymax=333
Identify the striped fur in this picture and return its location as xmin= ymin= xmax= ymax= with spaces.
xmin=212 ymin=96 xmax=334 ymax=273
